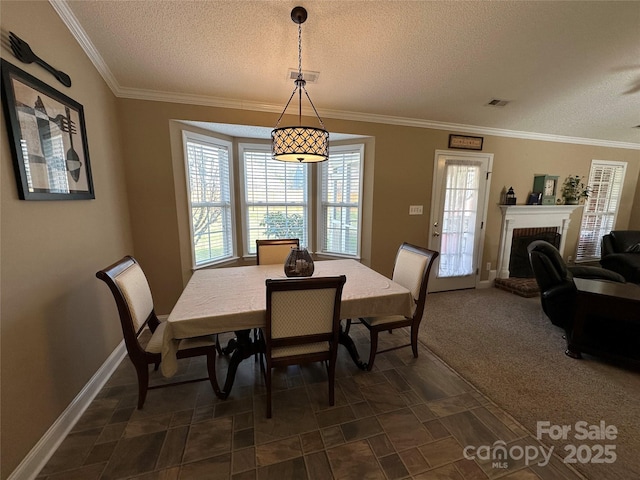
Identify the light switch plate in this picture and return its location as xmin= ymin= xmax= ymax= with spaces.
xmin=409 ymin=205 xmax=423 ymax=215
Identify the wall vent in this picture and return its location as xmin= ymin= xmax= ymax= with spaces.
xmin=486 ymin=99 xmax=510 ymax=107
xmin=287 ymin=69 xmax=320 ymax=83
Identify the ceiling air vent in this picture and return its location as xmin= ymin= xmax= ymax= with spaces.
xmin=287 ymin=69 xmax=320 ymax=83
xmin=486 ymin=99 xmax=510 ymax=107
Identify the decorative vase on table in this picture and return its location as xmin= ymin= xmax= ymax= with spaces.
xmin=564 ymin=197 xmax=579 ymax=205
xmin=284 ymin=247 xmax=314 ymax=277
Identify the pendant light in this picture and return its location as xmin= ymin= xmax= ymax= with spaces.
xmin=271 ymin=6 xmax=329 ymax=163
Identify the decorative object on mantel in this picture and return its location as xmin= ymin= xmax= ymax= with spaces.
xmin=1 ymin=59 xmax=94 ymax=200
xmin=271 ymin=6 xmax=329 ymax=163
xmin=284 ymin=247 xmax=315 ymax=277
xmin=8 ymin=32 xmax=72 ymax=87
xmin=448 ymin=134 xmax=483 ymax=150
xmin=504 ymin=186 xmax=517 ymax=205
xmin=527 ymin=192 xmax=542 ymax=205
xmin=560 ymin=175 xmax=590 ymax=205
xmin=532 ymin=174 xmax=559 ymax=205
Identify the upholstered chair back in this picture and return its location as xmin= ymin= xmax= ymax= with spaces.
xmin=271 ymin=288 xmax=337 ymax=343
xmin=393 ymin=248 xmax=428 ymax=299
xmin=265 ymin=276 xmax=346 ymax=358
xmin=256 ymin=238 xmax=300 ymax=265
xmin=392 ymin=246 xmax=434 ymax=317
xmin=114 ymin=262 xmax=154 ymax=332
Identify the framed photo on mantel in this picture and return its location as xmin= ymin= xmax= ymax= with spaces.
xmin=448 ymin=134 xmax=484 ymax=151
xmin=1 ymin=59 xmax=94 ymax=200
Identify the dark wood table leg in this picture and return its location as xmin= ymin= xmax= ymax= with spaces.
xmin=216 ymin=329 xmax=263 ymax=399
xmin=339 ymin=322 xmax=367 ymax=370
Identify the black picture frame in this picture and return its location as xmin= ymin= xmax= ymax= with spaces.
xmin=527 ymin=192 xmax=543 ymax=205
xmin=448 ymin=134 xmax=484 ymax=151
xmin=1 ymin=59 xmax=94 ymax=200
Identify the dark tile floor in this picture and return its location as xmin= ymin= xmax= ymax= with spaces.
xmin=37 ymin=326 xmax=585 ymax=480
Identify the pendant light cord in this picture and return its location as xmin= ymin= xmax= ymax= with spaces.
xmin=274 ymin=15 xmax=326 ymax=130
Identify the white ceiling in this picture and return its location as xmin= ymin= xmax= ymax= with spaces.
xmin=54 ymin=0 xmax=640 ymax=148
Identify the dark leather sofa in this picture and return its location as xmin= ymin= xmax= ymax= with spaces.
xmin=600 ymin=230 xmax=640 ymax=284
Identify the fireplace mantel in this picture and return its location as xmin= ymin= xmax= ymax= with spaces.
xmin=496 ymin=205 xmax=582 ymax=279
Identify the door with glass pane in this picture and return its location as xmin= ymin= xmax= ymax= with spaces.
xmin=429 ymin=151 xmax=492 ymax=292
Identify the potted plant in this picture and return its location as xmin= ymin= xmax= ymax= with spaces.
xmin=561 ymin=175 xmax=590 ymax=205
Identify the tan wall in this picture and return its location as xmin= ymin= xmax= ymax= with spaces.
xmin=0 ymin=2 xmax=132 ymax=477
xmin=2 ymin=1 xmax=640 ymax=477
xmin=629 ymin=169 xmax=640 ymax=229
xmin=118 ymin=100 xmax=640 ymax=315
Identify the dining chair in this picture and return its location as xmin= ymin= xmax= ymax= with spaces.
xmin=256 ymin=238 xmax=300 ymax=265
xmin=353 ymin=242 xmax=438 ymax=371
xmin=96 ymin=255 xmax=221 ymax=409
xmin=260 ymin=275 xmax=346 ymax=418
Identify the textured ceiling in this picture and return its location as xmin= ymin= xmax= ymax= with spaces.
xmin=56 ymin=0 xmax=640 ymax=147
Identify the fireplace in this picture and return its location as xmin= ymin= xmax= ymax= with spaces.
xmin=496 ymin=205 xmax=582 ymax=280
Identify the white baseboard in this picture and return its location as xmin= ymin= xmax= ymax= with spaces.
xmin=478 ymin=270 xmax=497 ymax=289
xmin=8 ymin=341 xmax=126 ymax=480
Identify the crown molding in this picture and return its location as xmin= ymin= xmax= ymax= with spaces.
xmin=100 ymin=87 xmax=640 ymax=151
xmin=50 ymin=0 xmax=120 ymax=92
xmin=52 ymin=0 xmax=640 ymax=151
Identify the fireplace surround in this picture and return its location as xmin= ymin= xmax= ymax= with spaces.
xmin=496 ymin=205 xmax=582 ymax=279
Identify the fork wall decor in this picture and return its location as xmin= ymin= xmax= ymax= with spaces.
xmin=9 ymin=31 xmax=72 ymax=87
xmin=1 ymin=59 xmax=94 ymax=200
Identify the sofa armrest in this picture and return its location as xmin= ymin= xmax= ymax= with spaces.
xmin=541 ymin=281 xmax=576 ymax=301
xmin=569 ymin=265 xmax=626 ymax=283
xmin=601 ymin=234 xmax=615 ymax=257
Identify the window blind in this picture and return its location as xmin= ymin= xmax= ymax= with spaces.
xmin=185 ymin=135 xmax=233 ymax=266
xmin=242 ymin=147 xmax=308 ymax=253
xmin=576 ymin=161 xmax=626 ymax=261
xmin=320 ymin=146 xmax=363 ymax=257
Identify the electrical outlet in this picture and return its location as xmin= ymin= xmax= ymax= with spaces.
xmin=486 ymin=262 xmax=491 ymax=271
xmin=409 ymin=205 xmax=423 ymax=215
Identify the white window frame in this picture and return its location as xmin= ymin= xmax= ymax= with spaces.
xmin=317 ymin=144 xmax=364 ymax=258
xmin=182 ymin=130 xmax=235 ymax=268
xmin=238 ymin=143 xmax=311 ymax=257
xmin=575 ymin=159 xmax=627 ymax=262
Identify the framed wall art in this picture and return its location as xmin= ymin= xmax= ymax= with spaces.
xmin=1 ymin=59 xmax=94 ymax=200
xmin=448 ymin=134 xmax=484 ymax=151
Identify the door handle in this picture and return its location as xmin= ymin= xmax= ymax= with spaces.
xmin=433 ymin=231 xmax=440 ymax=237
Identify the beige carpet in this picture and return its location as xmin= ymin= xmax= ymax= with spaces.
xmin=420 ymin=287 xmax=640 ymax=480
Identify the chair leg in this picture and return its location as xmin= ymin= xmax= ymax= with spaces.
xmin=135 ymin=364 xmax=149 ymax=409
xmin=367 ymin=329 xmax=379 ymax=371
xmin=266 ymin=363 xmax=272 ymax=419
xmin=253 ymin=328 xmax=260 ymax=362
xmin=344 ymin=318 xmax=352 ymax=335
xmin=328 ymin=352 xmax=337 ymax=407
xmin=215 ymin=334 xmax=223 ymax=355
xmin=205 ymin=350 xmax=223 ymax=398
xmin=258 ymin=331 xmax=267 ymax=378
xmin=411 ymin=325 xmax=419 ymax=358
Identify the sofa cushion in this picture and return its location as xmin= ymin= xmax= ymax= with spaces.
xmin=609 ymin=230 xmax=640 ymax=253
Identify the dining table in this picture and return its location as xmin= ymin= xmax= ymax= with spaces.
xmin=161 ymin=259 xmax=413 ymax=398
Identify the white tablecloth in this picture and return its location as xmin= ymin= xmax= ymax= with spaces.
xmin=161 ymin=259 xmax=413 ymax=376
